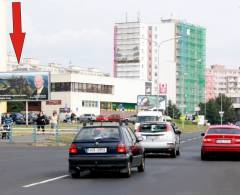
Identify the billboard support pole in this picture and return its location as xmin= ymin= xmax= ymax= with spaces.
xmin=0 ymin=102 xmax=1 ymax=125
xmin=26 ymin=101 xmax=28 ymax=126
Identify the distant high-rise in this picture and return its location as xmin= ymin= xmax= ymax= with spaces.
xmin=113 ymin=19 xmax=206 ymax=114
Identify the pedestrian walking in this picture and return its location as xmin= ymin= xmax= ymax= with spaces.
xmin=36 ymin=111 xmax=46 ymax=132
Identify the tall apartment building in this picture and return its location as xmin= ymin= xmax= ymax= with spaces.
xmin=113 ymin=19 xmax=206 ymax=114
xmin=206 ymin=65 xmax=240 ymax=109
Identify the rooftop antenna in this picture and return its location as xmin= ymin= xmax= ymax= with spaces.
xmin=137 ymin=12 xmax=141 ymax=22
xmin=125 ymin=12 xmax=128 ymax=23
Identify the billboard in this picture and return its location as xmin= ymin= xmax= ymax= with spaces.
xmin=0 ymin=72 xmax=50 ymax=101
xmin=145 ymin=82 xmax=152 ymax=95
xmin=137 ymin=95 xmax=167 ymax=111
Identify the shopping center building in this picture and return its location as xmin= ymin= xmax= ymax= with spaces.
xmin=41 ymin=73 xmax=145 ymax=117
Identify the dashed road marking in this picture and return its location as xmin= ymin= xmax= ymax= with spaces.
xmin=181 ymin=137 xmax=201 ymax=144
xmin=22 ymin=175 xmax=69 ymax=188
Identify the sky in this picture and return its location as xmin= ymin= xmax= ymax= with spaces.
xmin=6 ymin=0 xmax=240 ymax=74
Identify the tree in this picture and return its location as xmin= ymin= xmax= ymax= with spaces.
xmin=199 ymin=94 xmax=236 ymax=124
xmin=166 ymin=100 xmax=181 ymax=119
xmin=215 ymin=94 xmax=236 ymax=124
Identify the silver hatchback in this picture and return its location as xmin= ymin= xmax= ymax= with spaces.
xmin=135 ymin=122 xmax=181 ymax=158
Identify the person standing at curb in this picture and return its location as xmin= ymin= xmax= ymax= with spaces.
xmin=36 ymin=111 xmax=46 ymax=133
xmin=51 ymin=111 xmax=59 ymax=133
xmin=2 ymin=113 xmax=13 ymax=139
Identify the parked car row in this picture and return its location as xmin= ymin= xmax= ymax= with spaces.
xmin=77 ymin=113 xmax=137 ymax=124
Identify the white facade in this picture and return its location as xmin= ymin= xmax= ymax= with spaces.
xmin=114 ymin=21 xmax=177 ymax=102
xmin=0 ymin=0 xmax=7 ymax=71
xmin=42 ymin=73 xmax=145 ymax=117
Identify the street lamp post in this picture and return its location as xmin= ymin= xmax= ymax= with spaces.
xmin=151 ymin=36 xmax=182 ymax=111
xmin=219 ymin=93 xmax=224 ymax=125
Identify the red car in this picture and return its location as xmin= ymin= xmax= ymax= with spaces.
xmin=107 ymin=114 xmax=123 ymax=122
xmin=201 ymin=125 xmax=240 ymax=160
xmin=96 ymin=115 xmax=108 ymax=122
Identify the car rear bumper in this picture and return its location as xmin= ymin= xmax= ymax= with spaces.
xmin=69 ymin=155 xmax=129 ymax=171
xmin=141 ymin=142 xmax=175 ymax=153
xmin=144 ymin=147 xmax=175 ymax=153
xmin=202 ymin=146 xmax=240 ymax=153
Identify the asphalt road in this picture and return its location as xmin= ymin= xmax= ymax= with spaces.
xmin=1 ymin=132 xmax=240 ymax=195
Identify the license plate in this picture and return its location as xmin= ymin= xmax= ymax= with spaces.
xmin=146 ymin=136 xmax=158 ymax=141
xmin=216 ymin=139 xmax=231 ymax=144
xmin=86 ymin=148 xmax=107 ymax=153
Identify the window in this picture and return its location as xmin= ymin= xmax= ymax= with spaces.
xmin=51 ymin=82 xmax=71 ymax=91
xmin=82 ymin=100 xmax=98 ymax=108
xmin=208 ymin=128 xmax=240 ymax=135
xmin=122 ymin=128 xmax=133 ymax=145
xmin=127 ymin=127 xmax=137 ymax=143
xmin=51 ymin=82 xmax=113 ymax=94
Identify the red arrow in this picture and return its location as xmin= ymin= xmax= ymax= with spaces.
xmin=10 ymin=2 xmax=26 ymax=64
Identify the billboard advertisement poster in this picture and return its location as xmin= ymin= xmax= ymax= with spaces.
xmin=0 ymin=72 xmax=50 ymax=101
xmin=159 ymin=83 xmax=167 ymax=94
xmin=137 ymin=95 xmax=167 ymax=111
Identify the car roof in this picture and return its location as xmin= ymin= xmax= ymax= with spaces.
xmin=140 ymin=122 xmax=170 ymax=126
xmin=80 ymin=125 xmax=122 ymax=129
xmin=208 ymin=125 xmax=240 ymax=129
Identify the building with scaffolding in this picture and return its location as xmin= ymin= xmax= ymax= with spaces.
xmin=113 ymin=19 xmax=206 ymax=114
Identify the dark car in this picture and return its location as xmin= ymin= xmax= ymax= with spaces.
xmin=68 ymin=125 xmax=145 ymax=178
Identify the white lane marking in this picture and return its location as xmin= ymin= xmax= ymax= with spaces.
xmin=22 ymin=175 xmax=69 ymax=188
xmin=181 ymin=136 xmax=201 ymax=144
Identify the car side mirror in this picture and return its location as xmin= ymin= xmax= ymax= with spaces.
xmin=175 ymin=130 xmax=182 ymax=135
xmin=201 ymin=133 xmax=205 ymax=136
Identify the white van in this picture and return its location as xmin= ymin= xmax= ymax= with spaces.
xmin=135 ymin=111 xmax=163 ymax=130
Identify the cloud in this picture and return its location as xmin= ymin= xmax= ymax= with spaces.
xmin=29 ymin=28 xmax=108 ymax=46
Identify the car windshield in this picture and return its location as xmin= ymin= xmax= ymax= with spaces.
xmin=140 ymin=124 xmax=167 ymax=133
xmin=75 ymin=127 xmax=120 ymax=141
xmin=207 ymin=128 xmax=240 ymax=135
xmin=137 ymin=116 xmax=159 ymax=123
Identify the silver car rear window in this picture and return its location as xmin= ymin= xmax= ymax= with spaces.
xmin=140 ymin=124 xmax=167 ymax=133
xmin=137 ymin=116 xmax=159 ymax=123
